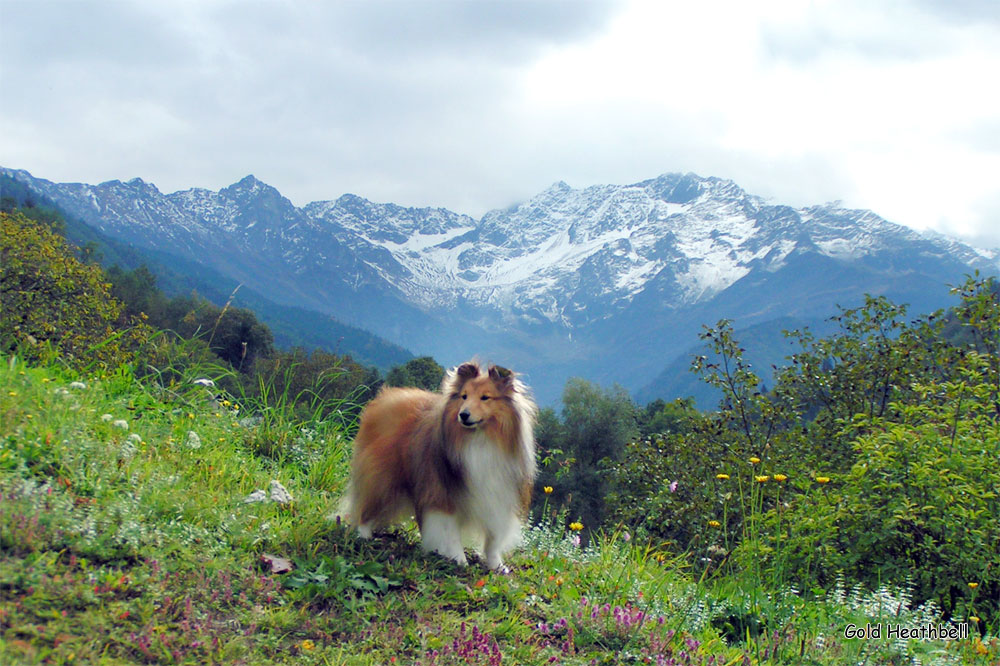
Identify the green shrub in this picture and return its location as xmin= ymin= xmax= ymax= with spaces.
xmin=0 ymin=211 xmax=150 ymax=370
xmin=760 ymin=363 xmax=1000 ymax=626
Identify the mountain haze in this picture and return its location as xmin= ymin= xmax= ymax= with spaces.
xmin=4 ymin=167 xmax=996 ymax=404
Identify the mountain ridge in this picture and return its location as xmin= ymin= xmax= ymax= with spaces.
xmin=3 ymin=165 xmax=996 ymax=404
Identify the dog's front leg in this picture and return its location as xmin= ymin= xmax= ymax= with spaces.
xmin=420 ymin=511 xmax=467 ymax=566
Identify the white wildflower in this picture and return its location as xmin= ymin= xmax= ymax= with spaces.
xmin=69 ymin=381 xmax=87 ymax=390
xmin=126 ymin=433 xmax=142 ymax=445
xmin=100 ymin=413 xmax=114 ymax=422
xmin=112 ymin=419 xmax=129 ymax=430
xmin=185 ymin=430 xmax=201 ymax=450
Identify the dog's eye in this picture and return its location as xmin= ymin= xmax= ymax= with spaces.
xmin=481 ymin=395 xmax=490 ymax=401
xmin=461 ymin=393 xmax=467 ymax=400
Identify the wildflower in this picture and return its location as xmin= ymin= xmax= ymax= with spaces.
xmin=221 ymin=399 xmax=232 ymax=407
xmin=300 ymin=639 xmax=315 ymax=651
xmin=185 ymin=431 xmax=202 ymax=450
xmin=708 ymin=520 xmax=721 ymax=528
xmin=755 ymin=475 xmax=769 ymax=483
xmin=968 ymin=582 xmax=979 ymax=589
xmin=570 ymin=534 xmax=581 ymax=547
xmin=773 ymin=474 xmax=787 ymax=482
xmin=112 ymin=419 xmax=129 ymax=430
xmin=69 ymin=381 xmax=87 ymax=390
xmin=969 ymin=616 xmax=980 ymax=623
xmin=543 ymin=486 xmax=553 ymax=494
xmin=100 ymin=413 xmax=114 ymax=422
xmin=815 ymin=476 xmax=831 ymax=484
xmin=669 ymin=480 xmax=678 ymax=493
xmin=749 ymin=456 xmax=761 ymax=464
xmin=569 ymin=522 xmax=584 ymax=531
xmin=622 ymin=532 xmax=631 ymax=542
xmin=474 ymin=579 xmax=486 ymax=588
xmin=716 ymin=473 xmax=730 ymax=480
xmin=7 ymin=391 xmax=16 ymax=397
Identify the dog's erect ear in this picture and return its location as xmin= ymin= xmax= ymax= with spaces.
xmin=456 ymin=362 xmax=480 ymax=381
xmin=488 ymin=365 xmax=514 ymax=387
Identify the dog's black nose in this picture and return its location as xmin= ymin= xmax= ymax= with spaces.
xmin=459 ymin=410 xmax=472 ymax=425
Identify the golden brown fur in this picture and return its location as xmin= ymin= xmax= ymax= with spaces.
xmin=343 ymin=361 xmax=537 ymax=568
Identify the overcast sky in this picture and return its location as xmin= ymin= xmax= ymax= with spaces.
xmin=2 ymin=0 xmax=999 ymax=247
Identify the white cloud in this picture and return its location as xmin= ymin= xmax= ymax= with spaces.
xmin=1 ymin=0 xmax=998 ymax=246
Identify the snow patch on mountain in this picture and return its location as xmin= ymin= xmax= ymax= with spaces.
xmin=3 ymin=165 xmax=995 ymax=331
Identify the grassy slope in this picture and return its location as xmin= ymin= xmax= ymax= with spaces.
xmin=1 ymin=358 xmax=995 ymax=665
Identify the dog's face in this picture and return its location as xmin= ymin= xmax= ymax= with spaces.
xmin=449 ymin=363 xmax=513 ymax=430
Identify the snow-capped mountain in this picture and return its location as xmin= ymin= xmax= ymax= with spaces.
xmin=4 ymin=166 xmax=995 ymax=404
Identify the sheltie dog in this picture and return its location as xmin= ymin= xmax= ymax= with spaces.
xmin=342 ymin=361 xmax=537 ymax=570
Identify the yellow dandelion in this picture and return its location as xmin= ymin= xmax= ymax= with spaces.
xmin=968 ymin=582 xmax=979 ymax=589
xmin=7 ymin=391 xmax=16 ymax=397
xmin=221 ymin=399 xmax=232 ymax=407
xmin=716 ymin=473 xmax=730 ymax=480
xmin=755 ymin=475 xmax=769 ymax=483
xmin=748 ymin=456 xmax=761 ymax=464
xmin=187 ymin=413 xmax=195 ymax=419
xmin=816 ymin=476 xmax=831 ymax=484
xmin=569 ymin=521 xmax=584 ymax=531
xmin=300 ymin=639 xmax=315 ymax=651
xmin=543 ymin=486 xmax=553 ymax=494
xmin=773 ymin=474 xmax=787 ymax=482
xmin=708 ymin=520 xmax=721 ymax=528
xmin=969 ymin=616 xmax=980 ymax=623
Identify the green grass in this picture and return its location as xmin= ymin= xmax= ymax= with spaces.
xmin=1 ymin=356 xmax=996 ymax=665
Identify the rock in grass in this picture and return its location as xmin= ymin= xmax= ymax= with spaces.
xmin=242 ymin=480 xmax=294 ymax=505
xmin=269 ymin=480 xmax=294 ymax=504
xmin=243 ymin=489 xmax=269 ymax=504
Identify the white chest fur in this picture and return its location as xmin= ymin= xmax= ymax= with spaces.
xmin=458 ymin=432 xmax=525 ymax=567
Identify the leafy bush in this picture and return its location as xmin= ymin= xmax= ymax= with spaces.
xmin=752 ymin=278 xmax=1000 ymax=626
xmin=385 ymin=356 xmax=444 ymax=390
xmin=606 ymin=274 xmax=1000 ymax=628
xmin=533 ymin=378 xmax=638 ymax=534
xmin=0 ymin=211 xmax=150 ymax=370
